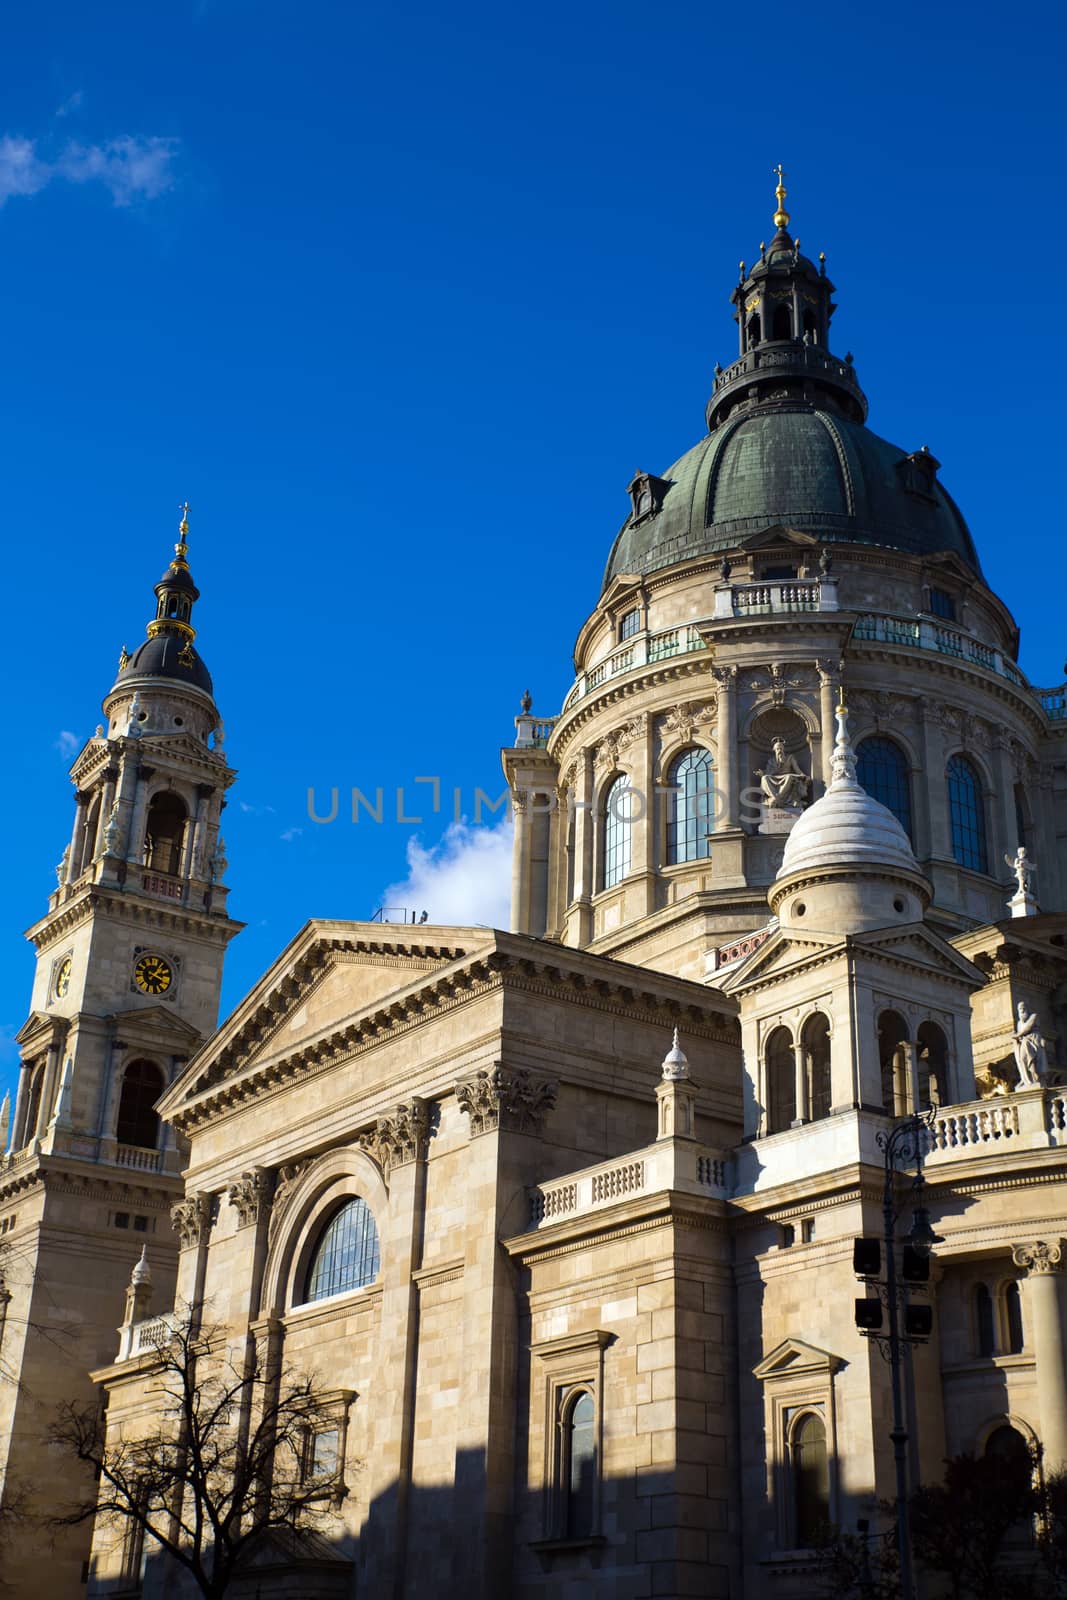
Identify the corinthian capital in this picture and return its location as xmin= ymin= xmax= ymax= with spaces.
xmin=455 ymin=1063 xmax=558 ymax=1138
xmin=170 ymin=1191 xmax=213 ymax=1250
xmin=360 ymin=1097 xmax=430 ymax=1177
xmin=1012 ymin=1238 xmax=1065 ymax=1275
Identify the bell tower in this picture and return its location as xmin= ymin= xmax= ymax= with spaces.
xmin=0 ymin=508 xmax=242 ymax=1598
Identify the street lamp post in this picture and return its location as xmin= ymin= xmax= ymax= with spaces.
xmin=854 ymin=1109 xmax=942 ymax=1600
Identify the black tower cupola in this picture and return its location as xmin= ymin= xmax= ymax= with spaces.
xmin=112 ymin=503 xmax=215 ymax=696
xmin=707 ymin=167 xmax=868 ymax=431
xmin=150 ymin=501 xmax=200 ymax=638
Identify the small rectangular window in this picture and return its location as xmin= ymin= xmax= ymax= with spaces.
xmin=619 ymin=608 xmax=641 ymax=641
xmin=780 ymin=1223 xmax=796 ymax=1248
xmin=114 ymin=1212 xmax=130 ymax=1230
xmin=801 ymin=1218 xmax=815 ymax=1244
xmin=929 ymin=587 xmax=956 ymax=621
xmin=133 ymin=1215 xmax=148 ymax=1233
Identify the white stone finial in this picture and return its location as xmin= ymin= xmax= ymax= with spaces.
xmin=661 ymin=1027 xmax=690 ymax=1082
xmin=131 ymin=1244 xmax=152 ymax=1288
xmin=829 ymin=702 xmax=858 ymax=787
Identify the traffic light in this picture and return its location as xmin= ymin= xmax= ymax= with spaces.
xmin=855 ymin=1297 xmax=883 ymax=1331
xmin=853 ymin=1238 xmax=881 ymax=1278
xmin=904 ymin=1304 xmax=933 ymax=1339
xmin=901 ymin=1244 xmax=931 ymax=1283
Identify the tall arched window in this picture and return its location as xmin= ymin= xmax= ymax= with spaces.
xmin=766 ymin=1027 xmax=795 ymax=1135
xmin=1005 ymin=1281 xmax=1024 ymax=1354
xmin=143 ymin=793 xmax=188 ymax=877
xmin=24 ymin=1064 xmax=45 ymax=1144
xmin=564 ymin=1390 xmax=596 ymax=1538
xmin=976 ymin=1282 xmax=995 ymax=1356
xmin=916 ymin=1021 xmax=949 ymax=1109
xmin=792 ymin=1413 xmax=829 ymax=1547
xmin=747 ymin=313 xmax=761 ymax=346
xmin=984 ymin=1423 xmax=1033 ymax=1476
xmin=877 ymin=1011 xmax=909 ymax=1115
xmin=772 ymin=303 xmax=792 ymax=341
xmin=803 ymin=1013 xmax=832 ymax=1123
xmin=665 ymin=748 xmax=714 ymax=865
xmin=601 ymin=774 xmax=632 ymax=890
xmin=947 ymin=755 xmax=988 ymax=873
xmin=304 ymin=1198 xmax=380 ymax=1303
xmin=856 ymin=737 xmax=913 ymax=841
xmin=116 ymin=1060 xmax=165 ymax=1149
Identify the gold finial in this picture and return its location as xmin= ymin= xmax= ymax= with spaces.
xmin=773 ymin=162 xmax=790 ymax=230
xmin=175 ymin=501 xmax=190 ymax=566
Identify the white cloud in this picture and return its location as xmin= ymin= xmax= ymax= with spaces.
xmin=55 ymin=91 xmax=84 ymax=119
xmin=0 ymin=131 xmax=177 ymax=209
xmin=380 ymin=818 xmax=513 ymax=929
xmin=54 ymin=730 xmax=79 ymax=758
xmin=280 ymin=827 xmax=302 ymax=843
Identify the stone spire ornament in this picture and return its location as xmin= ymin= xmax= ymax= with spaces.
xmin=121 ymin=1244 xmax=154 ymax=1334
xmin=656 ymin=1028 xmax=698 ymax=1141
xmin=829 ymin=700 xmax=858 ymax=787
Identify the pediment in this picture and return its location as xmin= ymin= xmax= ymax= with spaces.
xmin=736 ymin=524 xmax=820 ymax=552
xmin=137 ymin=731 xmax=230 ymax=770
xmin=719 ymin=928 xmax=840 ymax=993
xmin=115 ymin=1005 xmax=203 ymax=1046
xmin=14 ymin=1010 xmax=66 ymax=1050
xmin=161 ymin=919 xmax=487 ymax=1114
xmin=851 ymin=924 xmax=985 ymax=986
xmin=754 ymin=1336 xmax=845 ymax=1382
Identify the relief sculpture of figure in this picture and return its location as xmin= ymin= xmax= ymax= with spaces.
xmin=1012 ymin=1001 xmax=1048 ymax=1088
xmin=756 ymin=737 xmax=808 ymax=808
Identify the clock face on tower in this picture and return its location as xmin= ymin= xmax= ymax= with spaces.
xmin=133 ymin=953 xmax=173 ymax=995
xmin=54 ymin=955 xmax=72 ymax=998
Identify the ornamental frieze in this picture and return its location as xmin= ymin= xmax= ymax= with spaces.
xmin=746 ymin=662 xmax=809 ymax=706
xmin=268 ymin=1159 xmax=312 ymax=1244
xmin=455 ymin=1064 xmax=559 ymax=1138
xmin=658 ymin=700 xmax=716 ymax=744
xmin=359 ymin=1097 xmax=430 ymax=1178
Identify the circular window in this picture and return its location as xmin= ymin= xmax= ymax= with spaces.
xmin=794 ymin=901 xmax=806 ymax=917
xmin=174 ymin=716 xmax=184 ymax=726
xmin=893 ymin=897 xmax=905 ymax=914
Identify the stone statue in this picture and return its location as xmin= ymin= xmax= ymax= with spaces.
xmin=756 ymin=738 xmax=808 ymax=808
xmin=102 ymin=805 xmax=122 ymax=858
xmin=55 ymin=846 xmax=70 ymax=886
xmin=1012 ymin=1002 xmax=1049 ymax=1088
xmin=520 ymin=690 xmax=532 ymax=714
xmin=209 ymin=836 xmax=228 ymax=884
xmin=719 ymin=554 xmax=732 ymax=582
xmin=127 ymin=693 xmax=144 ymax=738
xmin=1005 ymin=846 xmax=1036 ymax=898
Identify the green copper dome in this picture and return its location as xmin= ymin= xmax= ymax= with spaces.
xmin=603 ymin=194 xmax=982 ymax=590
xmin=603 ymin=404 xmax=980 ymax=588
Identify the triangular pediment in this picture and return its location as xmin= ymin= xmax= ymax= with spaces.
xmin=754 ymin=1336 xmax=845 ymax=1381
xmin=851 ymin=923 xmax=985 ymax=986
xmin=736 ymin=524 xmax=821 ymax=552
xmin=115 ymin=1005 xmax=203 ymax=1046
xmin=719 ymin=927 xmax=841 ymax=994
xmin=14 ymin=1011 xmax=67 ymax=1050
xmin=161 ymin=919 xmax=490 ymax=1114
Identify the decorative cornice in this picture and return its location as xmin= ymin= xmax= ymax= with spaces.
xmin=227 ymin=1167 xmax=272 ymax=1229
xmin=359 ymin=1098 xmax=430 ymax=1177
xmin=455 ymin=1063 xmax=559 ymax=1138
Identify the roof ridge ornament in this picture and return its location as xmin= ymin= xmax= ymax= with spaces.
xmin=773 ymin=162 xmax=790 ymax=231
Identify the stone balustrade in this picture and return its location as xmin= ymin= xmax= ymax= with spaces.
xmin=116 ymin=1311 xmax=176 ymax=1364
xmin=851 ymin=610 xmax=1027 ymax=687
xmin=528 ymin=1139 xmax=728 ymax=1228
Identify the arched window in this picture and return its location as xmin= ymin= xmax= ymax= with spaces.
xmin=792 ymin=1412 xmax=829 ymax=1547
xmin=916 ymin=1021 xmax=949 ymax=1109
xmin=766 ymin=1027 xmax=795 ymax=1135
xmin=116 ymin=1060 xmax=165 ymax=1149
xmin=1005 ymin=1281 xmax=1024 ymax=1354
xmin=563 ymin=1390 xmax=596 ymax=1538
xmin=665 ymin=748 xmax=714 ymax=865
xmin=947 ymin=755 xmax=988 ymax=873
xmin=985 ymin=1424 xmax=1031 ymax=1471
xmin=81 ymin=796 xmax=101 ymax=874
xmin=1014 ymin=784 xmax=1031 ymax=851
xmin=143 ymin=793 xmax=188 ymax=877
xmin=619 ymin=607 xmax=641 ymax=641
xmin=856 ymin=737 xmax=913 ymax=841
xmin=602 ymin=774 xmax=632 ymax=891
xmin=803 ymin=1013 xmax=832 ymax=1123
xmin=877 ymin=1011 xmax=909 ymax=1115
xmin=304 ymin=1198 xmax=380 ymax=1303
xmin=747 ymin=313 xmax=761 ymax=346
xmin=772 ymin=303 xmax=792 ymax=341
xmin=976 ymin=1282 xmax=995 ymax=1356
xmin=802 ymin=308 xmax=817 ymax=341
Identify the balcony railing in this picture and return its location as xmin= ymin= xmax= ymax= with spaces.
xmin=851 ymin=611 xmax=1027 ymax=687
xmin=115 ymin=1144 xmax=161 ymax=1172
xmin=528 ymin=1138 xmax=728 ymax=1228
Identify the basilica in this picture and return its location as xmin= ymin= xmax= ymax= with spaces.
xmin=2 ymin=177 xmax=1067 ymax=1599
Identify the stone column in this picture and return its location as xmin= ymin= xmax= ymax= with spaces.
xmin=792 ymin=1039 xmax=809 ymax=1125
xmin=903 ymin=1040 xmax=921 ymax=1114
xmin=509 ymin=789 xmax=530 ymax=934
xmin=572 ymin=747 xmax=595 ymax=942
xmin=96 ymin=1038 xmax=127 ymax=1159
xmin=10 ymin=1060 xmax=33 ymax=1151
xmin=714 ymin=665 xmax=738 ymax=830
xmin=125 ymin=765 xmax=154 ymax=864
xmin=629 ymin=713 xmax=656 ymax=916
xmin=993 ymin=732 xmax=1021 ymax=866
xmin=817 ymin=660 xmax=838 ymax=790
xmin=183 ymin=784 xmax=213 ymax=881
xmin=93 ymin=768 xmax=118 ymax=859
xmin=1012 ymin=1240 xmax=1067 ymax=1471
xmin=37 ymin=1040 xmax=63 ymax=1140
xmin=67 ymin=793 xmax=90 ymax=883
xmin=917 ymin=704 xmax=950 ymax=861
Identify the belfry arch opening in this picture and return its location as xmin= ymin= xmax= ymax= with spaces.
xmin=143 ymin=792 xmax=187 ymax=877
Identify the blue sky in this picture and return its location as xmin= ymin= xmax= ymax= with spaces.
xmin=2 ymin=0 xmax=1065 ymax=1104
